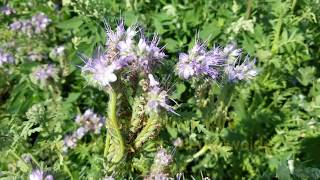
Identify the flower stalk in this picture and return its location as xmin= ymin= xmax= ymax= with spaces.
xmin=105 ymin=88 xmax=125 ymax=163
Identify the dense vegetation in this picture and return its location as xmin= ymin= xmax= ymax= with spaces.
xmin=1 ymin=0 xmax=320 ymax=179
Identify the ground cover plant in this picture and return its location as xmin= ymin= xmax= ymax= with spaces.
xmin=0 ymin=0 xmax=320 ymax=179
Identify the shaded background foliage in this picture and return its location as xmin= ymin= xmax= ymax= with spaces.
xmin=1 ymin=0 xmax=320 ymax=179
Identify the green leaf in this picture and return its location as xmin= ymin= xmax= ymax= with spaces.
xmin=166 ymin=125 xmax=178 ymax=138
xmin=199 ymin=22 xmax=221 ymax=40
xmin=277 ymin=162 xmax=293 ymax=180
xmin=164 ymin=38 xmax=179 ymax=52
xmin=56 ymin=17 xmax=84 ymax=30
xmin=297 ymin=67 xmax=315 ymax=86
xmin=65 ymin=92 xmax=81 ymax=103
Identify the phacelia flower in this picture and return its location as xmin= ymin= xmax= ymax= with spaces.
xmin=81 ymin=20 xmax=166 ymax=88
xmin=9 ymin=21 xmax=22 ymax=31
xmin=75 ymin=109 xmax=105 ymax=134
xmin=0 ymin=5 xmax=15 ymax=16
xmin=148 ymin=148 xmax=173 ymax=177
xmin=176 ymin=41 xmax=223 ymax=80
xmin=177 ymin=40 xmax=257 ymax=82
xmin=74 ymin=127 xmax=88 ymax=139
xmin=63 ymin=109 xmax=105 ymax=151
xmin=63 ymin=134 xmax=78 ymax=151
xmin=225 ymin=56 xmax=257 ymax=82
xmin=0 ymin=49 xmax=14 ymax=67
xmin=30 ymin=64 xmax=59 ymax=88
xmin=9 ymin=13 xmax=51 ymax=35
xmin=29 ymin=169 xmax=53 ymax=180
xmin=154 ymin=148 xmax=173 ymax=167
xmin=31 ymin=13 xmax=51 ymax=33
xmin=81 ymin=48 xmax=121 ymax=87
xmin=21 ymin=20 xmax=33 ymax=36
xmin=118 ymin=33 xmax=165 ymax=73
xmin=31 ymin=64 xmax=58 ymax=81
xmin=145 ymin=173 xmax=170 ymax=180
xmin=146 ymin=74 xmax=177 ymax=115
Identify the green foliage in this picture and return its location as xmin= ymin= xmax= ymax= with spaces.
xmin=1 ymin=0 xmax=320 ymax=179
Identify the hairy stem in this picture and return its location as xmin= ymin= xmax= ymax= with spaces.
xmin=105 ymin=88 xmax=125 ymax=162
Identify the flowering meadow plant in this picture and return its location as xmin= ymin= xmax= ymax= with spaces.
xmin=1 ymin=0 xmax=320 ymax=179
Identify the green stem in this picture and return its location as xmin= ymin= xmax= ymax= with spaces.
xmin=63 ymin=163 xmax=74 ymax=180
xmin=105 ymin=88 xmax=125 ymax=162
xmin=271 ymin=15 xmax=283 ymax=54
xmin=245 ymin=0 xmax=253 ymax=19
xmin=291 ymin=0 xmax=297 ymax=12
xmin=186 ymin=145 xmax=210 ymax=163
xmin=104 ymin=134 xmax=111 ymax=157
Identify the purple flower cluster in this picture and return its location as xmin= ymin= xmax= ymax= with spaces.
xmin=225 ymin=56 xmax=257 ymax=82
xmin=29 ymin=169 xmax=53 ymax=180
xmin=176 ymin=41 xmax=257 ymax=82
xmin=63 ymin=109 xmax=105 ymax=151
xmin=146 ymin=74 xmax=177 ymax=114
xmin=9 ymin=12 xmax=51 ymax=35
xmin=31 ymin=13 xmax=51 ymax=34
xmin=154 ymin=148 xmax=173 ymax=167
xmin=75 ymin=109 xmax=105 ymax=134
xmin=81 ymin=21 xmax=165 ymax=88
xmin=0 ymin=5 xmax=15 ymax=16
xmin=31 ymin=64 xmax=58 ymax=82
xmin=0 ymin=49 xmax=14 ymax=67
xmin=146 ymin=148 xmax=173 ymax=179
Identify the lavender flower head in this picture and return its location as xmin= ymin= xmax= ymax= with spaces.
xmin=81 ymin=20 xmax=166 ymax=88
xmin=9 ymin=13 xmax=51 ymax=35
xmin=177 ymin=40 xmax=257 ymax=82
xmin=176 ymin=40 xmax=223 ymax=80
xmin=81 ymin=47 xmax=123 ymax=88
xmin=118 ymin=34 xmax=166 ymax=73
xmin=148 ymin=148 xmax=173 ymax=178
xmin=0 ymin=49 xmax=15 ymax=67
xmin=145 ymin=173 xmax=170 ymax=180
xmin=146 ymin=74 xmax=177 ymax=115
xmin=1 ymin=5 xmax=15 ymax=16
xmin=10 ymin=20 xmax=34 ymax=36
xmin=225 ymin=56 xmax=257 ymax=82
xmin=22 ymin=20 xmax=34 ymax=36
xmin=9 ymin=21 xmax=22 ymax=31
xmin=30 ymin=64 xmax=59 ymax=87
xmin=63 ymin=109 xmax=105 ymax=151
xmin=63 ymin=134 xmax=78 ymax=151
xmin=32 ymin=64 xmax=58 ymax=81
xmin=29 ymin=169 xmax=53 ymax=180
xmin=154 ymin=148 xmax=173 ymax=167
xmin=75 ymin=109 xmax=105 ymax=134
xmin=31 ymin=13 xmax=51 ymax=33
